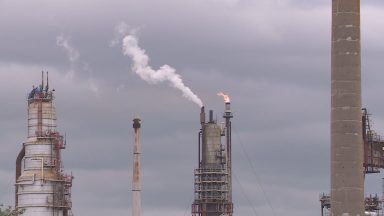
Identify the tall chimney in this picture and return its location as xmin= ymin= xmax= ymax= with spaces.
xmin=132 ymin=118 xmax=142 ymax=216
xmin=331 ymin=1 xmax=364 ymax=215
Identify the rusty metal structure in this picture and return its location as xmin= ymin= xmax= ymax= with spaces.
xmin=365 ymin=195 xmax=382 ymax=215
xmin=132 ymin=118 xmax=142 ymax=216
xmin=320 ymin=193 xmax=383 ymax=216
xmin=362 ymin=108 xmax=384 ymax=174
xmin=191 ymin=98 xmax=233 ymax=216
xmin=320 ymin=193 xmax=331 ymax=216
xmin=15 ymin=72 xmax=73 ymax=216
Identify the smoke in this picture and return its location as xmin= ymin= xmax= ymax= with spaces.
xmin=56 ymin=35 xmax=79 ymax=80
xmin=56 ymin=35 xmax=100 ymax=95
xmin=122 ymin=34 xmax=203 ymax=107
xmin=56 ymin=35 xmax=80 ymax=63
xmin=110 ymin=22 xmax=131 ymax=47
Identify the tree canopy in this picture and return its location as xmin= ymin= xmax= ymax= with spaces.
xmin=0 ymin=205 xmax=24 ymax=216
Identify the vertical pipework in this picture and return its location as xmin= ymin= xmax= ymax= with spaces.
xmin=37 ymin=98 xmax=43 ymax=137
xmin=200 ymin=106 xmax=206 ymax=126
xmin=331 ymin=0 xmax=364 ymax=215
xmin=15 ymin=146 xmax=25 ymax=208
xmin=132 ymin=118 xmax=142 ymax=216
xmin=223 ymin=102 xmax=233 ymax=205
xmin=46 ymin=71 xmax=49 ymax=91
xmin=41 ymin=71 xmax=44 ymax=92
xmin=199 ymin=107 xmax=205 ymax=168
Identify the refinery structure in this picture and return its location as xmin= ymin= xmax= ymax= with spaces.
xmin=130 ymin=96 xmax=235 ymax=216
xmin=191 ymin=95 xmax=234 ymax=216
xmin=4 ymin=1 xmax=384 ymax=216
xmin=15 ymin=73 xmax=73 ymax=216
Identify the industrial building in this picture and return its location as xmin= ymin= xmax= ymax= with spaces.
xmin=192 ymin=94 xmax=233 ymax=216
xmin=15 ymin=72 xmax=73 ymax=216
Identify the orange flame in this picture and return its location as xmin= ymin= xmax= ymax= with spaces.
xmin=217 ymin=91 xmax=230 ymax=103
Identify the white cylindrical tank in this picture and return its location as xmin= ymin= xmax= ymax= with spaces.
xmin=16 ymin=82 xmax=72 ymax=216
xmin=27 ymin=97 xmax=57 ymax=138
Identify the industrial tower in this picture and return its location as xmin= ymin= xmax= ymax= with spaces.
xmin=192 ymin=95 xmax=233 ymax=216
xmin=132 ymin=118 xmax=142 ymax=216
xmin=15 ymin=73 xmax=73 ymax=216
xmin=331 ymin=0 xmax=364 ymax=215
xmin=320 ymin=1 xmax=384 ymax=215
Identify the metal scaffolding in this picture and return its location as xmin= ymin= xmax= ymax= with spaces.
xmin=363 ymin=108 xmax=384 ymax=174
xmin=321 ymin=109 xmax=384 ymax=216
xmin=192 ymin=99 xmax=233 ymax=216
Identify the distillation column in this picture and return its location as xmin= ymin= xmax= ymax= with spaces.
xmin=15 ymin=73 xmax=73 ymax=216
xmin=132 ymin=118 xmax=142 ymax=216
xmin=192 ymin=103 xmax=233 ymax=216
xmin=331 ymin=0 xmax=364 ymax=215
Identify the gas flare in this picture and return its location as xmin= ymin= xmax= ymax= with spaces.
xmin=217 ymin=91 xmax=230 ymax=103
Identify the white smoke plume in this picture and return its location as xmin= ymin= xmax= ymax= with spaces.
xmin=56 ymin=35 xmax=80 ymax=63
xmin=122 ymin=34 xmax=203 ymax=107
xmin=56 ymin=35 xmax=79 ymax=80
xmin=56 ymin=35 xmax=100 ymax=95
xmin=110 ymin=22 xmax=130 ymax=47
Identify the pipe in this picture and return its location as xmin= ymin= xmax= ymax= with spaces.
xmin=200 ymin=106 xmax=205 ymax=126
xmin=132 ymin=118 xmax=142 ymax=216
xmin=199 ymin=107 xmax=205 ymax=168
xmin=198 ymin=131 xmax=202 ymax=168
xmin=41 ymin=71 xmax=44 ymax=91
xmin=223 ymin=101 xmax=233 ymax=203
xmin=15 ymin=146 xmax=25 ymax=208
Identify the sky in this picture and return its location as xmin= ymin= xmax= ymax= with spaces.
xmin=1 ymin=0 xmax=384 ymax=215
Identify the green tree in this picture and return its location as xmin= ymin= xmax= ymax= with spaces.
xmin=0 ymin=205 xmax=24 ymax=216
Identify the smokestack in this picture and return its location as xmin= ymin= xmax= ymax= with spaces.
xmin=41 ymin=71 xmax=44 ymax=90
xmin=46 ymin=71 xmax=49 ymax=91
xmin=209 ymin=110 xmax=214 ymax=123
xmin=132 ymin=118 xmax=142 ymax=216
xmin=331 ymin=1 xmax=364 ymax=215
xmin=223 ymin=100 xmax=233 ymax=206
xmin=200 ymin=106 xmax=206 ymax=125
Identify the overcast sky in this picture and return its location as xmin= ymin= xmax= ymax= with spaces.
xmin=1 ymin=0 xmax=384 ymax=215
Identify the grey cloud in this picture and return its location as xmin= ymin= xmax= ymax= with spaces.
xmin=1 ymin=0 xmax=384 ymax=216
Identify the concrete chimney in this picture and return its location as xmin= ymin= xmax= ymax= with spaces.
xmin=132 ymin=118 xmax=142 ymax=216
xmin=331 ymin=0 xmax=364 ymax=215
